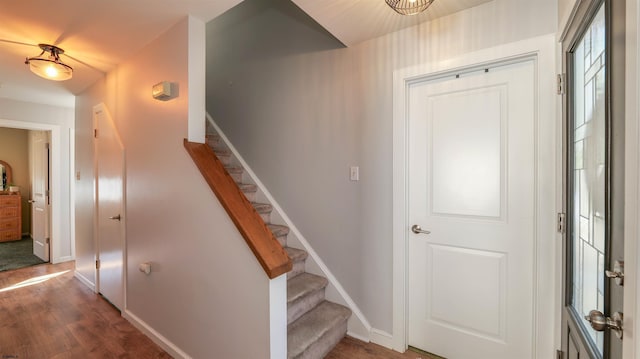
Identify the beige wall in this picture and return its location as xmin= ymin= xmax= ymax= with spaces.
xmin=0 ymin=127 xmax=30 ymax=234
xmin=75 ymin=17 xmax=272 ymax=358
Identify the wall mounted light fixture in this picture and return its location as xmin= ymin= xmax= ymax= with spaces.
xmin=25 ymin=44 xmax=73 ymax=81
xmin=385 ymin=0 xmax=435 ymax=15
xmin=152 ymin=81 xmax=178 ymax=101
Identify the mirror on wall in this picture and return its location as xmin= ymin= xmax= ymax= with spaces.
xmin=0 ymin=160 xmax=12 ymax=191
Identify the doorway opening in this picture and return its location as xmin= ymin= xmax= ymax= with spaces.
xmin=0 ymin=127 xmax=52 ymax=271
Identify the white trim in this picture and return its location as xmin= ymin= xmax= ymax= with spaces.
xmin=74 ymin=270 xmax=96 ymax=292
xmin=269 ymin=275 xmax=287 ymax=359
xmin=188 ymin=16 xmax=206 ymax=144
xmin=206 ymin=114 xmax=374 ymax=341
xmin=123 ymin=310 xmax=192 ymax=359
xmin=69 ymin=127 xmax=76 ymax=261
xmin=625 ymin=0 xmax=640 ymax=357
xmin=392 ymin=34 xmax=557 ymax=356
xmin=0 ymin=118 xmax=71 ymax=264
xmin=370 ymin=329 xmax=394 ymax=350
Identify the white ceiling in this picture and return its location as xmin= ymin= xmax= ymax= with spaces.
xmin=0 ymin=0 xmax=488 ymax=108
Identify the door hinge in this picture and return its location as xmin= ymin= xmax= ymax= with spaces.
xmin=557 ymin=349 xmax=564 ymax=359
xmin=557 ymin=212 xmax=566 ymax=234
xmin=94 ymin=129 xmax=98 ymax=138
xmin=45 ymin=238 xmax=50 ymax=245
xmin=96 ymin=259 xmax=100 ymax=269
xmin=557 ymin=73 xmax=566 ymax=95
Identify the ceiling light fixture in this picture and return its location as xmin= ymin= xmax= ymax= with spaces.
xmin=25 ymin=44 xmax=73 ymax=81
xmin=385 ymin=0 xmax=435 ymax=15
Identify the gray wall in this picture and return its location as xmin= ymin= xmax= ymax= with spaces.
xmin=207 ymin=0 xmax=557 ymax=334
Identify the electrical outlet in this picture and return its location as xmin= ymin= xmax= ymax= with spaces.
xmin=350 ymin=166 xmax=359 ymax=181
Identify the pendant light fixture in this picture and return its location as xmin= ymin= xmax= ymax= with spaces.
xmin=25 ymin=44 xmax=73 ymax=81
xmin=385 ymin=0 xmax=435 ymax=15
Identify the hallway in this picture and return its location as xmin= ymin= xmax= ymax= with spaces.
xmin=0 ymin=261 xmax=169 ymax=358
xmin=0 ymin=262 xmax=435 ymax=358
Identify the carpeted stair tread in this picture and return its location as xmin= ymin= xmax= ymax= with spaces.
xmin=268 ymin=224 xmax=290 ymax=237
xmin=285 ymin=247 xmax=308 ymax=263
xmin=238 ymin=183 xmax=257 ymax=192
xmin=214 ymin=148 xmax=231 ymax=156
xmin=287 ymin=272 xmax=327 ymax=304
xmin=286 ymin=246 xmax=308 ymax=279
xmin=252 ymin=202 xmax=273 ymax=214
xmin=287 ymin=301 xmax=352 ymax=359
xmin=224 ymin=165 xmax=243 ymax=173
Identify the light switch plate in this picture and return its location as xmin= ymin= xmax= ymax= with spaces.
xmin=350 ymin=166 xmax=359 ymax=181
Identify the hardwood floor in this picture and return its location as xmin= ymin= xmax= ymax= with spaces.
xmin=0 ymin=261 xmax=434 ymax=359
xmin=0 ymin=261 xmax=169 ymax=358
xmin=327 ymin=336 xmax=441 ymax=359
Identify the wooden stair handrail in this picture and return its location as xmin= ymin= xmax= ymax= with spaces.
xmin=184 ymin=139 xmax=292 ymax=279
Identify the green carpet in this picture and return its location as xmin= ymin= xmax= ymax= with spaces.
xmin=0 ymin=237 xmax=46 ymax=272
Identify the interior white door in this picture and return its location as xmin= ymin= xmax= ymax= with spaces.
xmin=408 ymin=60 xmax=536 ymax=358
xmin=94 ymin=104 xmax=125 ymax=310
xmin=30 ymin=130 xmax=50 ymax=262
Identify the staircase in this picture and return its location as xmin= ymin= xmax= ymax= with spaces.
xmin=206 ymin=129 xmax=352 ymax=359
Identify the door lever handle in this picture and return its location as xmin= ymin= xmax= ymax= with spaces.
xmin=109 ymin=214 xmax=121 ymax=221
xmin=605 ymin=260 xmax=624 ymax=286
xmin=411 ymin=225 xmax=430 ymax=235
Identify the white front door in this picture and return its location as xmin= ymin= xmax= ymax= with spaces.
xmin=30 ymin=130 xmax=50 ymax=262
xmin=408 ymin=60 xmax=536 ymax=358
xmin=94 ymin=104 xmax=125 ymax=310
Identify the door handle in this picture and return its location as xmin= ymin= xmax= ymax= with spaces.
xmin=605 ymin=260 xmax=624 ymax=286
xmin=28 ymin=200 xmax=35 ymax=203
xmin=584 ymin=310 xmax=623 ymax=339
xmin=109 ymin=214 xmax=121 ymax=221
xmin=411 ymin=224 xmax=430 ymax=235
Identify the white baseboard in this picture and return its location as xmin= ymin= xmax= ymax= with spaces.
xmin=52 ymin=255 xmax=74 ymax=264
xmin=347 ymin=330 xmax=371 ymax=343
xmin=123 ymin=310 xmax=192 ymax=359
xmin=370 ymin=329 xmax=394 ymax=350
xmin=73 ymin=271 xmax=95 ymax=292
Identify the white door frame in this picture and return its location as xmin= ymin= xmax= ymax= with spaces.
xmin=626 ymin=1 xmax=639 ymax=358
xmin=392 ymin=34 xmax=557 ymax=356
xmin=0 ymin=119 xmax=72 ymax=264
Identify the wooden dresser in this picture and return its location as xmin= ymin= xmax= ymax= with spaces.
xmin=0 ymin=193 xmax=21 ymax=242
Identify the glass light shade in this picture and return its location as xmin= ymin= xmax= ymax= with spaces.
xmin=385 ymin=0 xmax=435 ymax=15
xmin=28 ymin=59 xmax=73 ymax=81
xmin=25 ymin=44 xmax=73 ymax=81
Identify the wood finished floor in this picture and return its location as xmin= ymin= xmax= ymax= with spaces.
xmin=327 ymin=336 xmax=441 ymax=359
xmin=0 ymin=261 xmax=170 ymax=358
xmin=0 ymin=261 xmax=434 ymax=359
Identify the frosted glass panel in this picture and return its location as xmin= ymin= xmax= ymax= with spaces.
xmin=570 ymin=4 xmax=606 ymax=354
xmin=430 ymin=87 xmax=503 ymax=218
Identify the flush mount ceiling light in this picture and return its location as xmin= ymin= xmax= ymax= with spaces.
xmin=25 ymin=44 xmax=73 ymax=81
xmin=385 ymin=0 xmax=435 ymax=15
